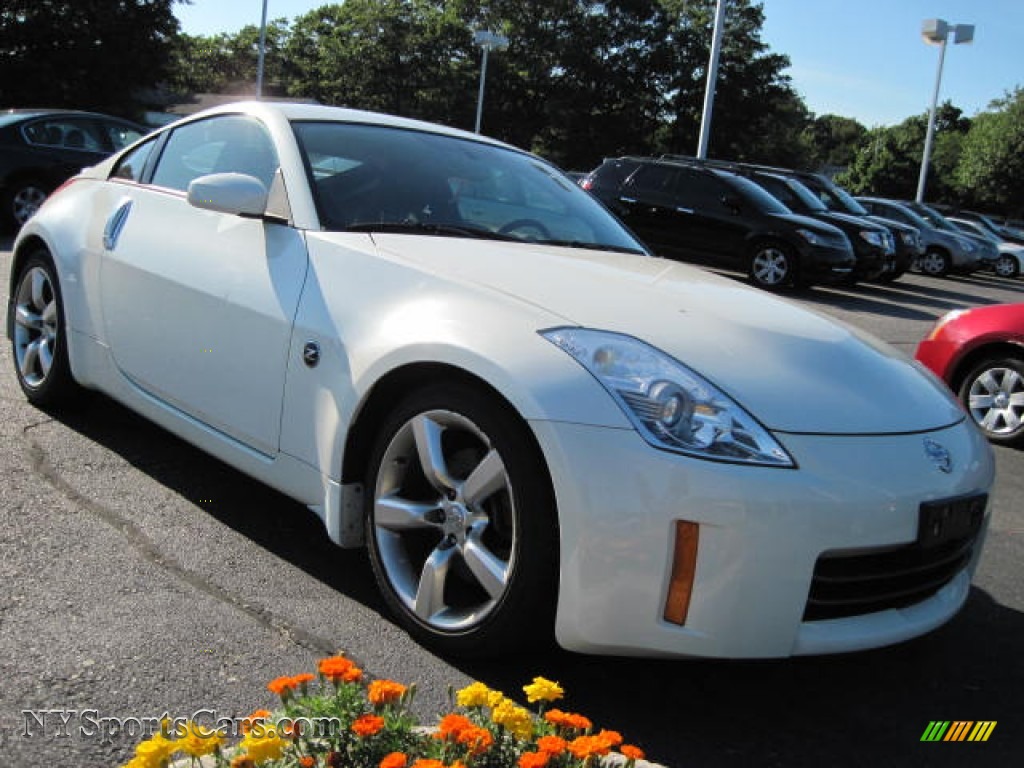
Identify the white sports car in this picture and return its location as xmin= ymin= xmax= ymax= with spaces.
xmin=7 ymin=102 xmax=995 ymax=658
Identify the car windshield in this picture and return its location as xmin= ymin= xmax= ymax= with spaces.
xmin=824 ymin=184 xmax=869 ymax=215
xmin=912 ymin=204 xmax=959 ymax=233
xmin=953 ymin=220 xmax=999 ymax=244
xmin=292 ymin=121 xmax=646 ymax=254
xmin=728 ymin=174 xmax=791 ymax=215
xmin=784 ymin=179 xmax=828 ymax=212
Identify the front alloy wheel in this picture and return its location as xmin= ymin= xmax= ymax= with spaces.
xmin=919 ymin=249 xmax=950 ymax=277
xmin=750 ymin=243 xmax=795 ymax=289
xmin=994 ymin=254 xmax=1020 ymax=279
xmin=366 ymin=382 xmax=557 ymax=656
xmin=959 ymin=358 xmax=1024 ymax=445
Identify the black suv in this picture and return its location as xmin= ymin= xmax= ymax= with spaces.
xmin=581 ymin=157 xmax=855 ymax=289
xmin=684 ymin=160 xmax=923 ymax=282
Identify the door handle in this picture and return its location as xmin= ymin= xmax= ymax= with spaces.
xmin=619 ymin=196 xmax=637 ymax=204
xmin=103 ymin=199 xmax=133 ymax=251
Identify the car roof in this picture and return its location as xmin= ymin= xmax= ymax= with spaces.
xmin=190 ymin=100 xmax=515 ymax=152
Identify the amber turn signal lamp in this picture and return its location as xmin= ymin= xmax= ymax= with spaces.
xmin=664 ymin=521 xmax=699 ymax=625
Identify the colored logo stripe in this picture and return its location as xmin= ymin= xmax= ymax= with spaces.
xmin=968 ymin=722 xmax=997 ymax=742
xmin=921 ymin=722 xmax=949 ymax=741
xmin=921 ymin=721 xmax=996 ymax=742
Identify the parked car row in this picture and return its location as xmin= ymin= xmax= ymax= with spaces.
xmin=579 ymin=155 xmax=1019 ymax=290
xmin=0 ymin=108 xmax=146 ymax=231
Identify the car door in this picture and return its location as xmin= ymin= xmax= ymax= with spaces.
xmin=615 ymin=164 xmax=687 ymax=252
xmin=671 ymin=169 xmax=748 ymax=264
xmin=99 ymin=114 xmax=307 ymax=457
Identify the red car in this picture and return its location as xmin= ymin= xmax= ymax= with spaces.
xmin=916 ymin=303 xmax=1024 ymax=444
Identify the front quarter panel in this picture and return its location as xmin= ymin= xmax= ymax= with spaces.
xmin=278 ymin=233 xmax=632 ymax=481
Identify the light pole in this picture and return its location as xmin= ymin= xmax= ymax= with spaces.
xmin=474 ymin=30 xmax=509 ymax=134
xmin=697 ymin=0 xmax=727 ymax=159
xmin=916 ymin=18 xmax=974 ymax=203
xmin=256 ymin=0 xmax=269 ymax=97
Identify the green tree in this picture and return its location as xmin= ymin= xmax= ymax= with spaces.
xmin=838 ymin=102 xmax=969 ymax=202
xmin=0 ymin=0 xmax=180 ymax=117
xmin=956 ymin=88 xmax=1024 ymax=214
xmin=168 ymin=20 xmax=292 ymax=96
xmin=803 ymin=114 xmax=867 ymax=170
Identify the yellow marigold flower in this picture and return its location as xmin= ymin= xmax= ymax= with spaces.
xmin=523 ymin=676 xmax=564 ymax=704
xmin=491 ymin=699 xmax=533 ymax=740
xmin=455 ymin=681 xmax=494 ymax=708
xmin=133 ymin=732 xmax=177 ymax=767
xmin=486 ymin=689 xmax=506 ymax=709
xmin=239 ymin=727 xmax=287 ymax=764
xmin=178 ymin=721 xmax=223 ymax=757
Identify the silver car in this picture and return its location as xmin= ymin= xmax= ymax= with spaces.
xmin=857 ymin=197 xmax=983 ymax=277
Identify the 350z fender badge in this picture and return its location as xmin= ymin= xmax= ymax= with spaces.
xmin=924 ymin=438 xmax=952 ymax=474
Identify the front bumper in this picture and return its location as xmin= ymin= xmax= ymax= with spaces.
xmin=532 ymin=418 xmax=994 ymax=658
xmin=799 ymin=243 xmax=857 ymax=285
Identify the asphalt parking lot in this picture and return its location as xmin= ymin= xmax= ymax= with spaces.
xmin=1 ymin=239 xmax=1021 ymax=768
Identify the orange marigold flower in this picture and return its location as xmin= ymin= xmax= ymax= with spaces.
xmin=299 ymin=758 xmax=316 ymax=768
xmin=368 ymin=679 xmax=408 ymax=706
xmin=568 ymin=735 xmax=612 ymax=759
xmin=456 ymin=725 xmax=494 ymax=755
xmin=352 ymin=714 xmax=386 ymax=738
xmin=435 ymin=713 xmax=474 ymax=741
xmin=537 ymin=735 xmax=567 ymax=755
xmin=620 ymin=744 xmax=646 ymax=761
xmin=411 ymin=761 xmax=445 ymax=768
xmin=267 ymin=675 xmax=297 ymax=696
xmin=380 ymin=752 xmax=408 ymax=768
xmin=319 ymin=655 xmax=364 ymax=684
xmin=518 ymin=752 xmax=550 ymax=768
xmin=595 ymin=729 xmax=623 ymax=749
xmin=241 ymin=709 xmax=273 ymax=735
xmin=230 ymin=756 xmax=256 ymax=768
xmin=292 ymin=672 xmax=315 ymax=686
xmin=544 ymin=709 xmax=592 ymax=732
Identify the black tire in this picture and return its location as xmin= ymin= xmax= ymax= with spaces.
xmin=993 ymin=254 xmax=1020 ymax=279
xmin=9 ymin=250 xmax=80 ymax=407
xmin=2 ymin=178 xmax=50 ymax=231
xmin=748 ymin=241 xmax=797 ymax=290
xmin=364 ymin=380 xmax=558 ymax=657
xmin=919 ymin=248 xmax=951 ymax=277
xmin=957 ymin=357 xmax=1024 ymax=445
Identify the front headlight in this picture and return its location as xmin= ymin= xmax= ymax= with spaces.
xmin=900 ymin=231 xmax=916 ymax=245
xmin=541 ymin=328 xmax=794 ymax=467
xmin=960 ymin=238 xmax=975 ymax=253
xmin=859 ymin=230 xmax=884 ymax=247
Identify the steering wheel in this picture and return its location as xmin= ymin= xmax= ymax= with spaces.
xmin=497 ymin=219 xmax=551 ymax=241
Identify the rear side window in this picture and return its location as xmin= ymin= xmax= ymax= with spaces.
xmin=151 ymin=115 xmax=278 ymax=193
xmin=111 ymin=138 xmax=157 ymax=182
xmin=99 ymin=120 xmax=144 ymax=151
xmin=630 ymin=165 xmax=679 ymax=195
xmin=22 ymin=118 xmax=104 ymax=152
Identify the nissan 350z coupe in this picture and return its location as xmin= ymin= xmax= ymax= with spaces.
xmin=7 ymin=102 xmax=995 ymax=658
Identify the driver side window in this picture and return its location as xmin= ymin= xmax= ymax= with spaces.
xmin=151 ymin=115 xmax=278 ymax=193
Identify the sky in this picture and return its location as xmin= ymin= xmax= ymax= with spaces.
xmin=173 ymin=0 xmax=1023 ymax=128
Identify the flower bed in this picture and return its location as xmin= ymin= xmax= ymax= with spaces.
xmin=121 ymin=654 xmax=658 ymax=768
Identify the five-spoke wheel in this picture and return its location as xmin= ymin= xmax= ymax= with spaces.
xmin=749 ymin=242 xmax=796 ymax=289
xmin=366 ymin=381 xmax=556 ymax=656
xmin=10 ymin=252 xmax=78 ymax=405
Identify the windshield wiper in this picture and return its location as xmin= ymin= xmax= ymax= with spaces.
xmin=341 ymin=221 xmax=519 ymax=241
xmin=535 ymin=239 xmax=647 ymax=255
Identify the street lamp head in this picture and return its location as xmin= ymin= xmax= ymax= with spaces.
xmin=474 ymin=29 xmax=509 ymax=50
xmin=921 ymin=18 xmax=949 ymax=45
xmin=953 ymin=24 xmax=975 ymax=45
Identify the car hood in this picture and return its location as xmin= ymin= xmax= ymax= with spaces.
xmin=370 ymin=234 xmax=964 ymax=435
xmin=816 ymin=211 xmax=886 ymax=232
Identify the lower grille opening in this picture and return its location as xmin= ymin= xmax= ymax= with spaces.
xmin=804 ymin=529 xmax=981 ymax=622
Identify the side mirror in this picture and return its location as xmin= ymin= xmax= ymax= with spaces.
xmin=187 ymin=173 xmax=268 ymax=217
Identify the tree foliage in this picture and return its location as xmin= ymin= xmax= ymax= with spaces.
xmin=956 ymin=88 xmax=1024 ymax=214
xmin=0 ymin=0 xmax=180 ymax=118
xmin=837 ymin=102 xmax=969 ymax=202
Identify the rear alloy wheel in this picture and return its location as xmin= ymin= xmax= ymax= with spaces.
xmin=749 ymin=242 xmax=796 ymax=289
xmin=994 ymin=254 xmax=1020 ymax=279
xmin=365 ymin=381 xmax=557 ymax=657
xmin=10 ymin=251 xmax=79 ymax=406
xmin=958 ymin=358 xmax=1024 ymax=445
xmin=919 ymin=248 xmax=951 ymax=277
xmin=5 ymin=180 xmax=49 ymax=229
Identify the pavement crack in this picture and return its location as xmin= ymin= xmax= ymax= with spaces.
xmin=26 ymin=439 xmax=341 ymax=659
